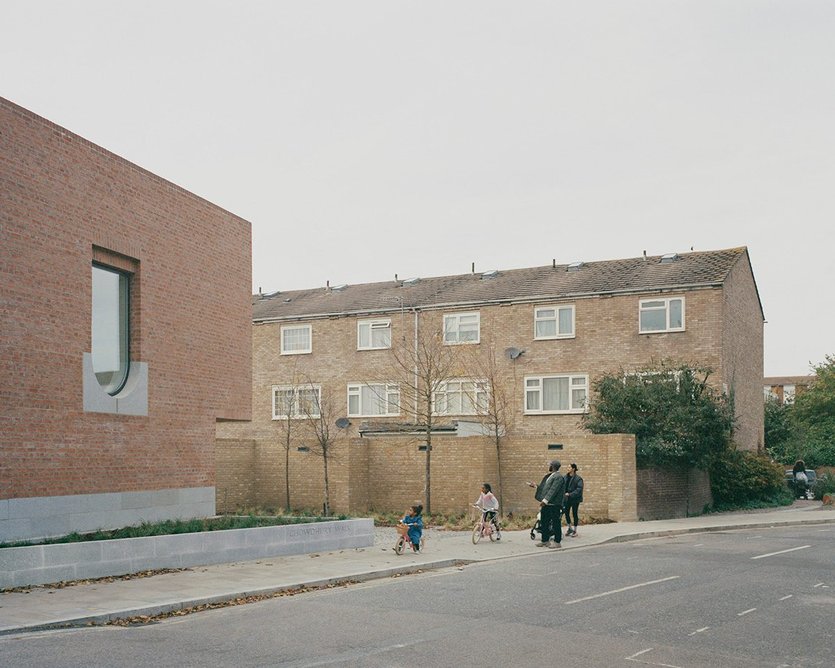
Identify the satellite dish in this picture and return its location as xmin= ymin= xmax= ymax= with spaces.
xmin=335 ymin=417 xmax=351 ymax=429
xmin=505 ymin=347 xmax=524 ymax=360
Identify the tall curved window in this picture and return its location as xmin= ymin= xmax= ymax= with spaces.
xmin=92 ymin=264 xmax=130 ymax=395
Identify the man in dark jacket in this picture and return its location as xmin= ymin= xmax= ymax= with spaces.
xmin=562 ymin=463 xmax=584 ymax=537
xmin=533 ymin=460 xmax=565 ymax=548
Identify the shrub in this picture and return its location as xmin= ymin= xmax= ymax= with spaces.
xmin=709 ymin=450 xmax=791 ymax=508
xmin=813 ymin=472 xmax=835 ymax=500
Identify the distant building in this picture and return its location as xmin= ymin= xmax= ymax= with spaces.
xmin=764 ymin=375 xmax=815 ymax=405
xmin=1 ymin=98 xmax=252 ymax=542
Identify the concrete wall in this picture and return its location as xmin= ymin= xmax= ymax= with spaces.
xmin=0 ymin=519 xmax=374 ymax=589
xmin=0 ymin=97 xmax=252 ymax=541
xmin=216 ymin=433 xmax=638 ymax=522
xmin=636 ymin=467 xmax=713 ymax=520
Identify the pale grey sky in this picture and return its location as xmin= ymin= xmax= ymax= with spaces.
xmin=3 ymin=1 xmax=833 ymax=376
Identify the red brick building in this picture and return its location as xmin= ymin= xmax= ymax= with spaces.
xmin=1 ymin=98 xmax=252 ymax=542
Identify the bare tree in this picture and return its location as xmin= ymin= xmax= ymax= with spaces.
xmin=462 ymin=336 xmax=516 ymax=515
xmin=273 ymin=360 xmax=304 ymax=511
xmin=386 ymin=312 xmax=465 ymax=514
xmin=299 ymin=379 xmax=338 ymax=517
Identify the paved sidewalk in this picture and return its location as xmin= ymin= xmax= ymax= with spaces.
xmin=1 ymin=502 xmax=833 ymax=635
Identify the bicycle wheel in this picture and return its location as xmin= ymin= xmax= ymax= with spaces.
xmin=472 ymin=522 xmax=482 ymax=544
xmin=394 ymin=536 xmax=405 ymax=555
xmin=489 ymin=523 xmax=499 ymax=541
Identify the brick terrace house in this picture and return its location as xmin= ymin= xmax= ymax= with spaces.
xmin=217 ymin=247 xmax=764 ymax=521
xmin=764 ymin=375 xmax=815 ymax=406
xmin=0 ymin=98 xmax=252 ymax=542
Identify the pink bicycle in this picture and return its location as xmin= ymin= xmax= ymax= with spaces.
xmin=472 ymin=504 xmax=501 ymax=544
xmin=393 ymin=523 xmax=426 ymax=555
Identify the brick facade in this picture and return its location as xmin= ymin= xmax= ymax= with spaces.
xmin=217 ymin=250 xmax=763 ymax=519
xmin=1 ymin=98 xmax=252 ymax=541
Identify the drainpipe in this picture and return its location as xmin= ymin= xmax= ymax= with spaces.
xmin=413 ymin=308 xmax=419 ymax=423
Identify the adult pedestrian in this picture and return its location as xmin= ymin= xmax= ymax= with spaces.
xmin=562 ymin=463 xmax=584 ymax=537
xmin=532 ymin=460 xmax=565 ymax=548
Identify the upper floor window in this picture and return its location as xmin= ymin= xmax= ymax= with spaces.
xmin=433 ymin=379 xmax=489 ymax=416
xmin=443 ymin=312 xmax=480 ymax=345
xmin=272 ymin=384 xmax=321 ymax=419
xmin=524 ymin=374 xmax=588 ymax=414
xmin=357 ymin=318 xmax=391 ymax=350
xmin=281 ymin=324 xmax=312 ymax=354
xmin=639 ymin=297 xmax=684 ymax=333
xmin=92 ymin=264 xmax=130 ymax=395
xmin=534 ymin=305 xmax=575 ymax=339
xmin=347 ymin=382 xmax=400 ymax=417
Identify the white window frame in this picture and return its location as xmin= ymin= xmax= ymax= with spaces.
xmin=357 ymin=318 xmax=392 ymax=350
xmin=524 ymin=374 xmax=588 ymax=414
xmin=280 ymin=324 xmax=312 ymax=355
xmin=433 ymin=379 xmax=490 ymax=416
xmin=347 ymin=382 xmax=400 ymax=417
xmin=534 ymin=304 xmax=575 ymax=340
xmin=272 ymin=384 xmax=321 ymax=419
xmin=639 ymin=297 xmax=685 ymax=333
xmin=443 ymin=311 xmax=480 ymax=345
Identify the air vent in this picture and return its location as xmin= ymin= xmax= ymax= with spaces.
xmin=660 ymin=253 xmax=679 ymax=264
xmin=567 ymin=261 xmax=584 ymax=272
xmin=481 ymin=269 xmax=499 ymax=279
xmin=402 ymin=277 xmax=420 ymax=286
xmin=331 ymin=284 xmax=347 ymax=291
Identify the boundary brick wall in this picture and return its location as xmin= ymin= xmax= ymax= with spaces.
xmin=215 ymin=433 xmax=638 ymax=522
xmin=636 ymin=467 xmax=713 ymax=520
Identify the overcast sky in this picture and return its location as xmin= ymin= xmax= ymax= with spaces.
xmin=3 ymin=1 xmax=833 ymax=376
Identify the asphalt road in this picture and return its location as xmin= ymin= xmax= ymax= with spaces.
xmin=2 ymin=524 xmax=832 ymax=667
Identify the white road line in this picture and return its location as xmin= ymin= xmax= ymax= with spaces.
xmin=625 ymin=647 xmax=682 ymax=668
xmin=813 ymin=582 xmax=828 ymax=588
xmin=779 ymin=594 xmax=793 ymax=601
xmin=737 ymin=608 xmax=756 ymax=616
xmin=565 ymin=576 xmax=680 ymax=605
xmin=687 ymin=626 xmax=710 ymax=636
xmin=750 ymin=545 xmax=811 ymax=560
xmin=693 ymin=543 xmax=703 ymax=547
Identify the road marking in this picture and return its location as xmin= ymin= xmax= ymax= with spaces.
xmin=779 ymin=594 xmax=793 ymax=601
xmin=687 ymin=626 xmax=709 ymax=636
xmin=750 ymin=545 xmax=811 ymax=560
xmin=737 ymin=608 xmax=756 ymax=616
xmin=693 ymin=543 xmax=703 ymax=547
xmin=565 ymin=576 xmax=680 ymax=605
xmin=813 ymin=582 xmax=828 ymax=588
xmin=625 ymin=648 xmax=682 ymax=668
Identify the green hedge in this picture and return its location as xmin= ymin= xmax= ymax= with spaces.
xmin=709 ymin=450 xmax=791 ymax=509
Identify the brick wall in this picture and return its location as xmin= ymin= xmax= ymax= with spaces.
xmin=1 ymin=98 xmax=251 ymax=514
xmin=215 ymin=432 xmax=638 ymax=521
xmin=636 ymin=467 xmax=713 ymax=520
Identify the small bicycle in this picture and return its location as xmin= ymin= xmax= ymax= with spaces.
xmin=472 ymin=504 xmax=501 ymax=544
xmin=393 ymin=523 xmax=425 ymax=555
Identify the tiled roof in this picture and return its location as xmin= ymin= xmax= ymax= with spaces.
xmin=253 ymin=247 xmax=750 ymax=322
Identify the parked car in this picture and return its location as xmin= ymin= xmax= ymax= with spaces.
xmin=785 ymin=469 xmax=816 ymax=499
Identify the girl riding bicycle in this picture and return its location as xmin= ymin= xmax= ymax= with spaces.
xmin=474 ymin=483 xmax=500 ymax=539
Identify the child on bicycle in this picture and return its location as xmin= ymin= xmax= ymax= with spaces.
xmin=474 ymin=483 xmax=500 ymax=538
xmin=395 ymin=504 xmax=424 ymax=552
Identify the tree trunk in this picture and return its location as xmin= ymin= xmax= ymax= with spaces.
xmin=424 ymin=431 xmax=432 ymax=514
xmin=495 ymin=435 xmax=503 ymax=517
xmin=284 ymin=445 xmax=291 ymax=510
xmin=323 ymin=452 xmax=331 ymax=516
